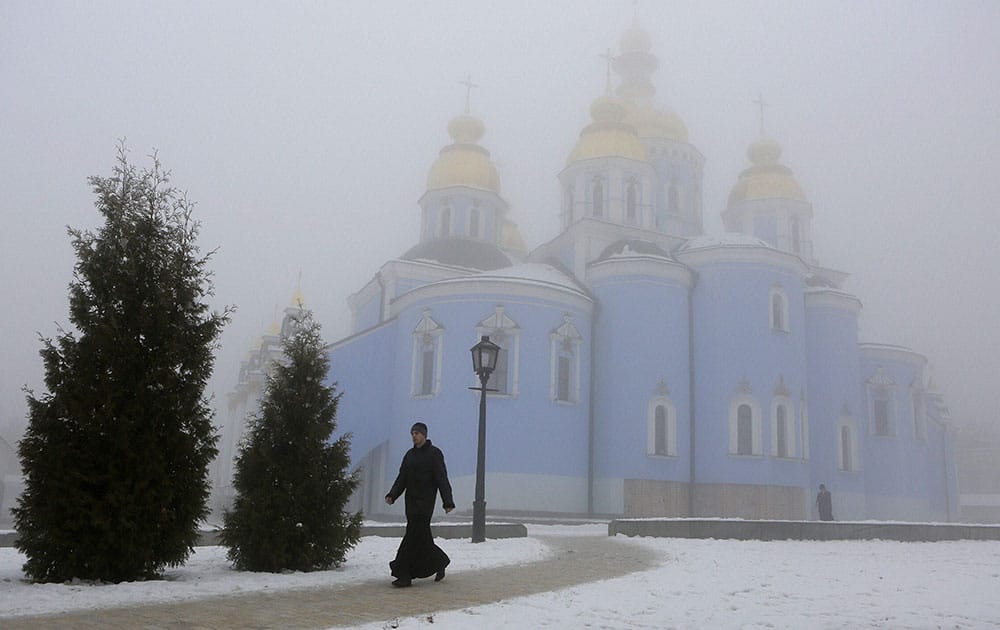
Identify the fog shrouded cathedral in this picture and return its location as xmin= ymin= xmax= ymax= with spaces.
xmin=221 ymin=20 xmax=959 ymax=521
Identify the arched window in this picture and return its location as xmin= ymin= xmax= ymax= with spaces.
xmin=550 ymin=315 xmax=582 ymax=404
xmin=790 ymin=215 xmax=801 ymax=254
xmin=874 ymin=397 xmax=890 ymax=436
xmin=469 ymin=208 xmax=480 ymax=238
xmin=592 ymin=178 xmax=604 ymax=218
xmin=776 ymin=405 xmax=789 ymax=457
xmin=654 ymin=406 xmax=667 ymax=454
xmin=477 ymin=305 xmax=520 ymax=397
xmin=867 ymin=368 xmax=895 ymax=437
xmin=668 ymin=180 xmax=679 ymax=215
xmin=840 ymin=425 xmax=853 ymax=471
xmin=411 ymin=309 xmax=443 ymax=397
xmin=770 ymin=286 xmax=789 ymax=332
xmin=626 ymin=180 xmax=638 ymax=223
xmin=737 ymin=405 xmax=753 ymax=455
xmin=912 ymin=389 xmax=926 ymax=441
xmin=440 ymin=206 xmax=451 ymax=237
xmin=648 ymin=396 xmax=677 ymax=456
xmin=564 ymin=186 xmax=575 ymax=227
xmin=730 ymin=391 xmax=762 ymax=456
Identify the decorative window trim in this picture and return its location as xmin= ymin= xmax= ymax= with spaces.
xmin=647 ymin=395 xmax=678 ymax=457
xmin=770 ymin=284 xmax=790 ymax=332
xmin=771 ymin=396 xmax=796 ymax=459
xmin=550 ymin=315 xmax=582 ymax=404
xmin=410 ymin=309 xmax=444 ymax=398
xmin=729 ymin=389 xmax=762 ymax=456
xmin=476 ymin=305 xmax=520 ymax=397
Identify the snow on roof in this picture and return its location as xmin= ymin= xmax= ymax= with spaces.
xmin=678 ymin=233 xmax=773 ymax=252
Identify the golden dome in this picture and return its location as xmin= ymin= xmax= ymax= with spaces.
xmin=727 ymin=138 xmax=807 ymax=207
xmin=624 ymin=101 xmax=689 ymax=143
xmin=426 ymin=113 xmax=501 ymax=193
xmin=567 ymin=95 xmax=649 ymax=164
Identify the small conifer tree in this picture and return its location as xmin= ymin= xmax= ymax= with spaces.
xmin=221 ymin=308 xmax=362 ymax=572
xmin=13 ymin=146 xmax=229 ymax=582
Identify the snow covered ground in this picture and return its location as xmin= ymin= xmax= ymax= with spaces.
xmin=2 ymin=523 xmax=1000 ymax=628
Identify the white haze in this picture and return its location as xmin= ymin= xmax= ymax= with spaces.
xmin=2 ymin=1 xmax=999 ymax=447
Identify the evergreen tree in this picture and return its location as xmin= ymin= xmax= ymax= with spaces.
xmin=221 ymin=308 xmax=362 ymax=572
xmin=13 ymin=146 xmax=229 ymax=583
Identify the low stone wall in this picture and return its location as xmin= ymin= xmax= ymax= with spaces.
xmin=609 ymin=518 xmax=1000 ymax=542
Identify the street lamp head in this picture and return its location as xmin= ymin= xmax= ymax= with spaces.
xmin=470 ymin=335 xmax=500 ymax=381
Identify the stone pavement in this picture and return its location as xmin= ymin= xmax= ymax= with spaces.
xmin=2 ymin=535 xmax=662 ymax=629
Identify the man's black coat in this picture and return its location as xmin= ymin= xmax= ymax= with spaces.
xmin=386 ymin=439 xmax=455 ymax=517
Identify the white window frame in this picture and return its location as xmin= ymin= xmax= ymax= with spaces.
xmin=729 ymin=393 xmax=762 ymax=456
xmin=476 ymin=305 xmax=520 ymax=397
xmin=838 ymin=416 xmax=860 ymax=471
xmin=550 ymin=315 xmax=582 ymax=404
xmin=866 ymin=368 xmax=896 ymax=437
xmin=647 ymin=396 xmax=678 ymax=457
xmin=770 ymin=284 xmax=790 ymax=332
xmin=410 ymin=309 xmax=444 ymax=398
xmin=771 ymin=397 xmax=796 ymax=458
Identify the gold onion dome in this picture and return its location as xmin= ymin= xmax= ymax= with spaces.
xmin=727 ymin=137 xmax=807 ymax=207
xmin=426 ymin=113 xmax=501 ymax=193
xmin=567 ymin=95 xmax=648 ymax=164
xmin=624 ymin=101 xmax=688 ymax=143
xmin=500 ymin=218 xmax=527 ymax=256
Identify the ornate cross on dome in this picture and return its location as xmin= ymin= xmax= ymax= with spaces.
xmin=459 ymin=74 xmax=479 ymax=114
xmin=599 ymin=48 xmax=615 ymax=95
xmin=753 ymin=93 xmax=769 ymax=137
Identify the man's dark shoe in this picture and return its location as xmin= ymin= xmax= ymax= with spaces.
xmin=434 ymin=568 xmax=446 ymax=582
xmin=392 ymin=578 xmax=412 ymax=587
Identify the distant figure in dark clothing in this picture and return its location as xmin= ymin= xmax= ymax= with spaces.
xmin=385 ymin=421 xmax=455 ymax=587
xmin=817 ymin=483 xmax=834 ymax=521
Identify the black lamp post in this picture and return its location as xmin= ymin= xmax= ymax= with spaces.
xmin=469 ymin=335 xmax=500 ymax=543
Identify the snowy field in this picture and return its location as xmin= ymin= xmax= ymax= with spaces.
xmin=2 ymin=523 xmax=999 ymax=628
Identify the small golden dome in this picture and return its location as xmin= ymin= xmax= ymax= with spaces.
xmin=567 ymin=96 xmax=648 ymax=164
xmin=727 ymin=138 xmax=807 ymax=207
xmin=500 ymin=219 xmax=527 ymax=256
xmin=426 ymin=113 xmax=501 ymax=193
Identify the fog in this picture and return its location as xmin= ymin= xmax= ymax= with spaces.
xmin=2 ymin=1 xmax=998 ymax=446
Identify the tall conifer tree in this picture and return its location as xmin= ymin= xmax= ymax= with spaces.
xmin=13 ymin=147 xmax=229 ymax=583
xmin=222 ymin=308 xmax=362 ymax=572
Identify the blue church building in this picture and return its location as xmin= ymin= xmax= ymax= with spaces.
xmin=227 ymin=21 xmax=958 ymax=522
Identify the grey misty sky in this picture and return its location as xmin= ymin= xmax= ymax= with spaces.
xmin=1 ymin=1 xmax=998 ymax=441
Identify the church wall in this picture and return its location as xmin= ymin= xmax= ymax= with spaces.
xmin=379 ymin=288 xmax=593 ymax=517
xmin=803 ymin=293 xmax=867 ymax=518
xmin=692 ymin=482 xmax=807 ymax=520
xmin=689 ymin=260 xmax=812 ymax=500
xmin=859 ymin=350 xmax=934 ymax=519
xmin=327 ymin=321 xmax=399 ymax=473
xmin=590 ymin=272 xmax=691 ymax=487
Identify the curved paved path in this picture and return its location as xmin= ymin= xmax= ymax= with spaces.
xmin=2 ymin=535 xmax=661 ymax=629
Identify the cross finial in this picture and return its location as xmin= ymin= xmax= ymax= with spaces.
xmin=599 ymin=48 xmax=615 ymax=95
xmin=753 ymin=93 xmax=769 ymax=137
xmin=459 ymin=74 xmax=479 ymax=114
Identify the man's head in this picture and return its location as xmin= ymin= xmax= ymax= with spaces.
xmin=819 ymin=484 xmax=827 ymax=491
xmin=410 ymin=422 xmax=428 ymax=447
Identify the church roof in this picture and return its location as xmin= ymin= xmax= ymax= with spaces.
xmin=596 ymin=238 xmax=673 ymax=262
xmin=677 ymin=233 xmax=773 ymax=252
xmin=401 ymin=237 xmax=512 ymax=271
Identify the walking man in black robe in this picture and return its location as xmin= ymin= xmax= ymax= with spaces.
xmin=385 ymin=421 xmax=455 ymax=587
xmin=816 ymin=483 xmax=834 ymax=521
